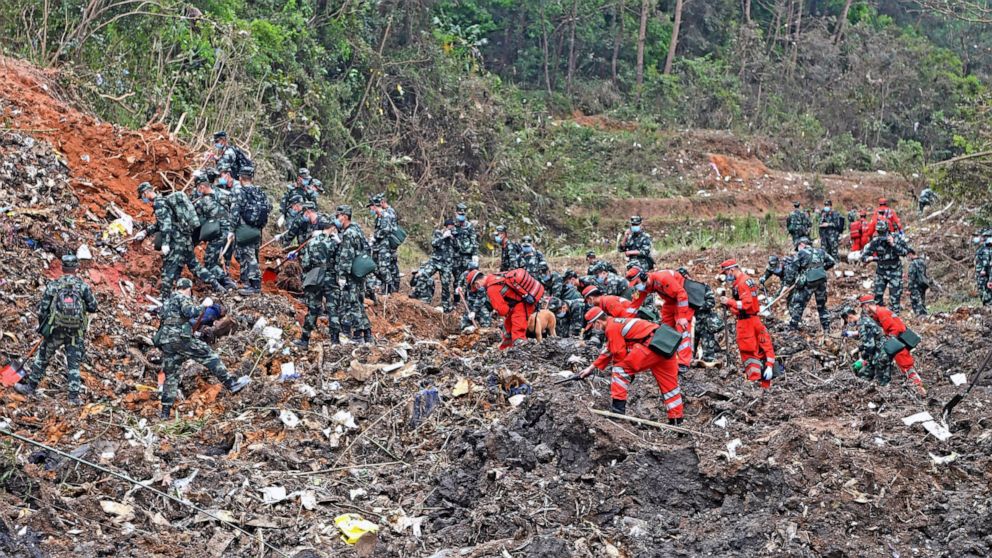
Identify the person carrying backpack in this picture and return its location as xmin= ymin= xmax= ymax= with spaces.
xmin=134 ymin=182 xmax=226 ymax=297
xmin=230 ymin=166 xmax=271 ymax=294
xmin=15 ymin=255 xmax=98 ymax=406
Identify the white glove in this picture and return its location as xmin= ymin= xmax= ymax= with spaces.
xmin=277 ymin=215 xmax=286 ymax=228
xmin=762 ymin=366 xmax=774 ymax=381
xmin=134 ymin=230 xmax=147 ymax=241
xmin=311 ymin=230 xmax=323 ymax=238
xmin=338 ymin=278 xmax=347 ymax=289
xmin=161 ymin=244 xmax=170 ymax=256
xmin=201 ymin=297 xmax=214 ymax=308
xmin=468 ymin=312 xmax=476 ymax=320
xmin=471 ymin=255 xmax=479 ymax=265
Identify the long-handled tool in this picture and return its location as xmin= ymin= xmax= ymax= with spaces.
xmin=942 ymin=349 xmax=992 ymax=421
xmin=1 ymin=339 xmax=43 ymax=387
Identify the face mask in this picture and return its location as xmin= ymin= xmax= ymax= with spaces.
xmin=456 ymin=214 xmax=466 ymax=223
xmin=218 ymin=177 xmax=228 ymax=186
xmin=635 ymin=283 xmax=646 ymax=292
xmin=631 ymin=226 xmax=641 ymax=233
xmin=214 ymin=142 xmax=223 ymax=149
xmin=333 ymin=218 xmax=343 ymax=229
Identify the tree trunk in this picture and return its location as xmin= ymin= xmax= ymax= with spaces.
xmin=663 ymin=0 xmax=684 ymax=75
xmin=566 ymin=0 xmax=579 ymax=92
xmin=636 ymin=0 xmax=650 ymax=91
xmin=833 ymin=0 xmax=853 ymax=44
xmin=611 ymin=0 xmax=626 ymax=83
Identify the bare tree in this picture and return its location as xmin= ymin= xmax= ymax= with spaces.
xmin=663 ymin=0 xmax=685 ymax=75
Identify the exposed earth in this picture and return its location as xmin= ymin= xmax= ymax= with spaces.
xmin=1 ymin=55 xmax=991 ymax=558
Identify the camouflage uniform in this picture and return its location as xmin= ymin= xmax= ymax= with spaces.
xmin=336 ymin=220 xmax=372 ymax=335
xmin=786 ymin=244 xmax=836 ymax=330
xmin=548 ymin=298 xmax=585 ymax=338
xmin=693 ymin=283 xmax=724 ymax=362
xmin=854 ymin=313 xmax=892 ymax=385
xmin=907 ymin=257 xmax=931 ymax=316
xmin=193 ymin=188 xmax=233 ymax=284
xmin=372 ymin=205 xmax=400 ymax=293
xmin=431 ymin=227 xmax=458 ymax=311
xmin=23 ymin=272 xmax=98 ymax=398
xmin=410 ymin=261 xmax=437 ymax=304
xmin=146 ymin=192 xmax=216 ymax=298
xmin=786 ymin=207 xmax=811 ymax=244
xmin=817 ymin=206 xmax=845 ymax=261
xmin=618 ymin=219 xmax=654 ymax=271
xmin=298 ymin=231 xmax=342 ymax=344
xmin=861 ymin=227 xmax=912 ymax=314
xmin=155 ymin=289 xmax=235 ymax=412
xmin=458 ymin=265 xmax=493 ymax=328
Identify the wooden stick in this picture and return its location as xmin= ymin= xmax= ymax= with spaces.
xmin=588 ymin=407 xmax=710 ymax=437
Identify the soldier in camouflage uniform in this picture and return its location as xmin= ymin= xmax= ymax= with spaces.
xmin=295 ymin=224 xmax=342 ymax=348
xmin=135 ymin=182 xmax=224 ymax=298
xmin=861 ymin=221 xmax=913 ymax=314
xmin=193 ymin=175 xmax=237 ymax=290
xmin=618 ymin=215 xmax=654 ymax=271
xmin=457 ymin=261 xmax=493 ymax=329
xmin=816 ymin=200 xmax=845 ymax=261
xmin=519 ymin=236 xmax=547 ymax=277
xmin=154 ymin=278 xmax=250 ymax=419
xmin=975 ymin=230 xmax=992 ymax=306
xmin=907 ymin=253 xmax=932 ymax=316
xmin=15 ymin=255 xmax=98 ymax=405
xmin=335 ymin=205 xmax=373 ymax=343
xmin=494 ymin=225 xmax=521 ymax=272
xmin=841 ymin=307 xmax=893 ymax=386
xmin=680 ymin=268 xmax=723 ymax=364
xmin=431 ymin=219 xmax=458 ymax=312
xmin=547 ymin=297 xmax=585 ymax=338
xmin=279 ymin=168 xmax=321 ymax=224
xmin=410 ymin=261 xmax=437 ymax=304
xmin=452 ymin=203 xmax=479 ymax=297
xmin=230 ymin=166 xmax=269 ymax=294
xmin=786 ymin=201 xmax=811 ymax=244
xmin=785 ymin=237 xmax=836 ymax=331
xmin=369 ymin=193 xmax=401 ymax=294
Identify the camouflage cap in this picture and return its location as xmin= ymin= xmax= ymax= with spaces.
xmin=335 ymin=204 xmax=352 ymax=217
xmin=176 ymin=277 xmax=193 ymax=290
xmin=137 ymin=181 xmax=153 ymax=195
xmin=61 ymin=254 xmax=79 ymax=269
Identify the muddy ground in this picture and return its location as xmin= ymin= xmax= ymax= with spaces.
xmin=1 ymin=56 xmax=992 ymax=558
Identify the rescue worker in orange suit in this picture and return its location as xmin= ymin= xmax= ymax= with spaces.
xmin=866 ymin=198 xmax=903 ymax=239
xmin=582 ymin=285 xmax=636 ymax=318
xmin=856 ymin=294 xmax=925 ymax=395
xmin=718 ymin=259 xmax=777 ymax=389
xmin=626 ymin=267 xmax=694 ymax=374
xmin=850 ymin=210 xmax=870 ymax=253
xmin=578 ymin=308 xmax=683 ymax=425
xmin=468 ymin=269 xmax=540 ymax=350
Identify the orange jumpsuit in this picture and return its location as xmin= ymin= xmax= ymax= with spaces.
xmin=723 ymin=271 xmax=776 ymax=388
xmin=630 ymin=270 xmax=694 ymax=367
xmin=592 ymin=318 xmax=682 ymax=418
xmin=484 ymin=275 xmax=537 ymax=350
xmin=596 ymin=295 xmax=637 ymax=318
xmin=869 ymin=305 xmax=921 ymax=385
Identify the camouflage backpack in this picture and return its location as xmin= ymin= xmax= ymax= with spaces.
xmin=166 ymin=192 xmax=201 ymax=234
xmin=49 ymin=280 xmax=86 ymax=330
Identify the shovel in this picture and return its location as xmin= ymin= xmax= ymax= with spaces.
xmin=1 ymin=339 xmax=43 ymax=387
xmin=942 ymin=348 xmax=992 ymax=421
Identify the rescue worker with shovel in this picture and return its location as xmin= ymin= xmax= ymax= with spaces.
xmin=15 ymin=255 xmax=97 ymax=406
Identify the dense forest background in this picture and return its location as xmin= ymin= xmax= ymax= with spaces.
xmin=2 ymin=0 xmax=991 ymax=230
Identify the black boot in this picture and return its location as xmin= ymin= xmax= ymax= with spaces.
xmin=14 ymin=380 xmax=37 ymax=397
xmin=610 ymin=398 xmax=627 ymax=415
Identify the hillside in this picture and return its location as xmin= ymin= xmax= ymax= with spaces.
xmin=1 ymin=53 xmax=991 ymax=558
